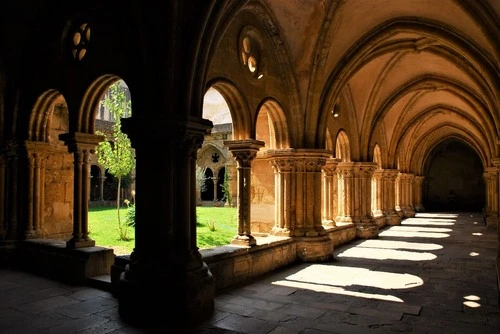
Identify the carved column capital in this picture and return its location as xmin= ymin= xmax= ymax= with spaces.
xmin=224 ymin=139 xmax=265 ymax=167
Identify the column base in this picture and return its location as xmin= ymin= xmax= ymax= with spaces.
xmin=403 ymin=206 xmax=416 ymax=218
xmin=66 ymin=238 xmax=95 ymax=249
xmin=271 ymin=227 xmax=291 ymax=237
xmin=385 ymin=213 xmax=401 ymax=226
xmin=295 ymin=235 xmax=333 ymax=262
xmin=355 ymin=223 xmax=379 ymax=239
xmin=322 ymin=219 xmax=336 ymax=227
xmin=486 ymin=212 xmax=498 ymax=228
xmin=118 ymin=261 xmax=215 ymax=330
xmin=231 ymin=235 xmax=257 ymax=247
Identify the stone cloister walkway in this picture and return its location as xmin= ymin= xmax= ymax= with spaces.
xmin=196 ymin=212 xmax=500 ymax=333
xmin=1 ymin=212 xmax=499 ymax=333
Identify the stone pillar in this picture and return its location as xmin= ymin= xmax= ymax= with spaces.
xmin=395 ymin=173 xmax=402 ymax=216
xmin=224 ymin=139 xmax=264 ymax=247
xmin=371 ymin=169 xmax=385 ymax=227
xmin=382 ymin=169 xmax=401 ymax=226
xmin=322 ymin=158 xmax=340 ymax=226
xmin=268 ymin=149 xmax=333 ymax=261
xmin=118 ymin=116 xmax=215 ymax=328
xmin=485 ymin=166 xmax=499 ymax=227
xmin=211 ymin=177 xmax=218 ymax=201
xmin=413 ymin=175 xmax=425 ymax=212
xmin=59 ymin=132 xmax=103 ymax=248
xmin=336 ymin=162 xmax=378 ymax=238
xmin=24 ymin=141 xmax=50 ymax=238
xmin=399 ymin=172 xmax=416 ymax=218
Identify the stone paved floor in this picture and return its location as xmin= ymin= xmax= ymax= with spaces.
xmin=1 ymin=212 xmax=500 ymax=333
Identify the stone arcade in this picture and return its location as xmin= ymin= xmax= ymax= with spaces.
xmin=0 ymin=0 xmax=498 ymax=330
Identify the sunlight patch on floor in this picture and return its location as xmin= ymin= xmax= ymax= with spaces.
xmin=272 ymin=279 xmax=404 ymax=302
xmin=271 ymin=264 xmax=423 ymax=302
xmin=355 ymin=239 xmax=443 ymax=251
xmin=402 ymin=219 xmax=455 ymax=226
xmin=337 ymin=247 xmax=437 ymax=261
xmin=415 ymin=213 xmax=458 ymax=218
xmin=379 ymin=230 xmax=450 ymax=239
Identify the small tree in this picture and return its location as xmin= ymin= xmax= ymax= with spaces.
xmin=96 ymin=81 xmax=135 ymax=241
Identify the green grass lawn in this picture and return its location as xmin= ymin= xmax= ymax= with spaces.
xmin=88 ymin=205 xmax=238 ymax=255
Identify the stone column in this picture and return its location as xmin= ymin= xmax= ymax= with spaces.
xmin=382 ymin=169 xmax=401 ymax=226
xmin=118 ymin=116 xmax=215 ymax=327
xmin=371 ymin=169 xmax=384 ymax=227
xmin=211 ymin=177 xmax=218 ymax=201
xmin=268 ymin=149 xmax=333 ymax=261
xmin=224 ymin=139 xmax=264 ymax=247
xmin=322 ymin=158 xmax=340 ymax=226
xmin=59 ymin=132 xmax=103 ymax=248
xmin=484 ymin=166 xmax=499 ymax=227
xmin=399 ymin=172 xmax=416 ymax=218
xmin=336 ymin=162 xmax=378 ymax=238
xmin=24 ymin=141 xmax=49 ymax=238
xmin=413 ymin=175 xmax=425 ymax=212
xmin=395 ymin=173 xmax=402 ymax=216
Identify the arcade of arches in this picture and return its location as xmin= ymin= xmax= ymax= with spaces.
xmin=0 ymin=0 xmax=499 ymax=329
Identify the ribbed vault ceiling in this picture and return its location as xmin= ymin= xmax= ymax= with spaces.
xmin=216 ymin=0 xmax=499 ymax=171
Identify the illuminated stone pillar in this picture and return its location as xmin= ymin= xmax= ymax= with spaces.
xmin=224 ymin=139 xmax=264 ymax=247
xmin=413 ymin=175 xmax=425 ymax=212
xmin=322 ymin=158 xmax=340 ymax=226
xmin=382 ymin=169 xmax=401 ymax=226
xmin=337 ymin=162 xmax=378 ymax=238
xmin=371 ymin=169 xmax=384 ymax=227
xmin=399 ymin=172 xmax=416 ymax=218
xmin=268 ymin=149 xmax=333 ymax=261
xmin=59 ymin=132 xmax=103 ymax=248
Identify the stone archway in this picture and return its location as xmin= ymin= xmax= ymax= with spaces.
xmin=423 ymin=139 xmax=485 ymax=211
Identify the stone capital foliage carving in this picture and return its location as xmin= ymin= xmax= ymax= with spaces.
xmin=267 ymin=149 xmax=331 ymax=173
xmin=224 ymin=139 xmax=265 ymax=168
xmin=382 ymin=169 xmax=399 ymax=181
xmin=230 ymin=150 xmax=259 ymax=168
xmin=398 ymin=172 xmax=415 ymax=182
xmin=337 ymin=162 xmax=377 ymax=178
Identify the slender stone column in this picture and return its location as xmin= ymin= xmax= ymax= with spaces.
xmin=413 ymin=175 xmax=425 ymax=212
xmin=336 ymin=162 xmax=378 ymax=238
xmin=224 ymin=139 xmax=264 ymax=247
xmin=322 ymin=158 xmax=340 ymax=226
xmin=395 ymin=173 xmax=402 ymax=216
xmin=59 ymin=132 xmax=103 ymax=248
xmin=484 ymin=166 xmax=499 ymax=227
xmin=399 ymin=173 xmax=416 ymax=218
xmin=371 ymin=169 xmax=384 ymax=227
xmin=382 ymin=169 xmax=401 ymax=226
xmin=211 ymin=177 xmax=218 ymax=201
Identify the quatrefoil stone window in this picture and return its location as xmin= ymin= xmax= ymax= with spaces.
xmin=71 ymin=23 xmax=91 ymax=61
